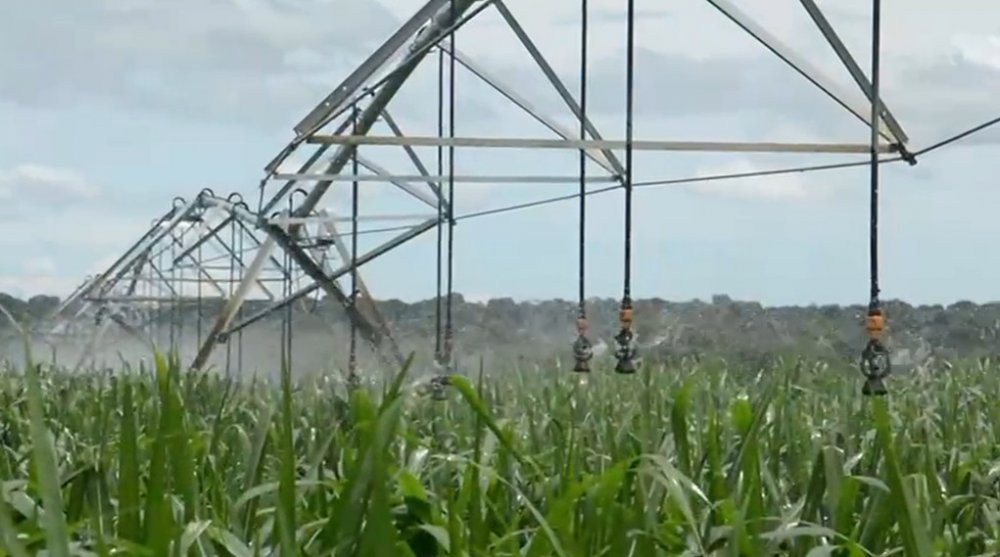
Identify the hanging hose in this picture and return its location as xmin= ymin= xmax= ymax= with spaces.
xmin=444 ymin=0 xmax=457 ymax=367
xmin=860 ymin=0 xmax=890 ymax=396
xmin=282 ymin=200 xmax=294 ymax=376
xmin=435 ymin=47 xmax=445 ymax=367
xmin=236 ymin=222 xmax=245 ymax=376
xmin=614 ymin=0 xmax=639 ymax=375
xmin=433 ymin=0 xmax=458 ymax=400
xmin=572 ymin=0 xmax=594 ymax=374
xmin=196 ymin=235 xmax=203 ymax=350
xmin=348 ymin=106 xmax=361 ymax=387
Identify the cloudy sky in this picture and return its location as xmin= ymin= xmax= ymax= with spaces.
xmin=2 ymin=0 xmax=999 ymax=307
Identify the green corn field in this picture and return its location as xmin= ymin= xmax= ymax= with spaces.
xmin=1 ymin=349 xmax=998 ymax=556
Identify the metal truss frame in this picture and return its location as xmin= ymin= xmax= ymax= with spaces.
xmin=243 ymin=0 xmax=911 ymax=368
xmin=37 ymin=189 xmax=400 ymax=374
xmin=52 ymin=0 xmax=918 ymax=374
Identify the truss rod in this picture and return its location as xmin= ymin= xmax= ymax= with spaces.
xmin=797 ymin=0 xmax=909 ymax=147
xmin=173 ymin=215 xmax=235 ymax=264
xmin=308 ymin=134 xmax=895 ymax=154
xmin=225 ymin=219 xmax=437 ymax=336
xmin=274 ymin=173 xmax=617 ymax=184
xmin=268 ymin=213 xmax=438 ymax=226
xmin=199 ymin=196 xmax=259 ymax=226
xmin=291 ymin=0 xmax=480 ymax=218
xmin=263 ymin=125 xmax=342 ymax=212
xmin=293 ymin=0 xmax=454 ymax=138
xmin=354 ymin=155 xmax=440 ymax=208
xmin=493 ymin=0 xmax=626 ymax=176
xmin=162 ymin=229 xmax=227 ymax=297
xmin=440 ymin=42 xmax=620 ymax=176
xmin=265 ymin=225 xmax=386 ymax=354
xmin=307 ymin=154 xmax=917 ymax=239
xmin=379 ymin=109 xmax=445 ymax=201
xmin=320 ymin=211 xmax=405 ymax=368
xmin=704 ymin=0 xmax=895 ymax=143
xmin=85 ymin=296 xmax=227 ymax=303
xmin=191 ymin=237 xmax=276 ymax=370
xmin=90 ymin=202 xmax=194 ymax=295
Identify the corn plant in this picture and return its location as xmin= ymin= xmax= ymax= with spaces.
xmin=0 ymin=351 xmax=998 ymax=556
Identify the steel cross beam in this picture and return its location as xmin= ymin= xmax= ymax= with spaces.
xmin=274 ymin=173 xmax=618 ymax=184
xmin=306 ymin=134 xmax=896 ymax=154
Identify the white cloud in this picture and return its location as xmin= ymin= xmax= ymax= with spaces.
xmin=0 ymin=164 xmax=101 ymax=203
xmin=687 ymin=159 xmax=831 ymax=201
xmin=953 ymin=34 xmax=1000 ymax=70
xmin=0 ymin=208 xmax=147 ymax=249
xmin=0 ymin=0 xmax=998 ymax=307
xmin=0 ymin=257 xmax=78 ymax=298
xmin=0 ymin=209 xmax=148 ymax=295
xmin=23 ymin=257 xmax=57 ymax=275
xmin=0 ymin=0 xmax=401 ymax=128
xmin=89 ymin=254 xmax=120 ymax=273
xmin=0 ymin=275 xmax=81 ymax=298
xmin=4 ymin=0 xmax=996 ymax=145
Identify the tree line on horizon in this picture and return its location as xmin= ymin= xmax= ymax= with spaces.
xmin=3 ymin=291 xmax=998 ymax=369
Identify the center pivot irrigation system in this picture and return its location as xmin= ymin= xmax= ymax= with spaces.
xmin=35 ymin=0 xmax=1000 ymax=394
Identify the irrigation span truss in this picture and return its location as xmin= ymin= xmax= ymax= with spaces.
xmin=33 ymin=0 xmax=998 ymax=382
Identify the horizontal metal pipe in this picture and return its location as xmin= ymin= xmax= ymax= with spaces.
xmin=273 ymin=173 xmax=617 ymax=184
xmin=307 ymin=134 xmax=896 ymax=154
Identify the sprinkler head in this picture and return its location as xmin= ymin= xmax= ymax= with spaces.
xmin=859 ymin=338 xmax=891 ymax=397
xmin=571 ymin=334 xmax=593 ymax=373
xmin=613 ymin=328 xmax=638 ymax=375
xmin=614 ymin=355 xmax=637 ymax=375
